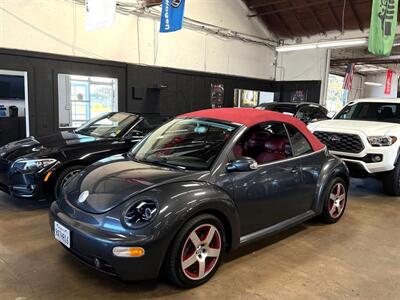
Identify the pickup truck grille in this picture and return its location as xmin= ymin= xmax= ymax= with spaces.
xmin=314 ymin=131 xmax=364 ymax=153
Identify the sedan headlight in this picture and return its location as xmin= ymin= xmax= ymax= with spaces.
xmin=123 ymin=200 xmax=158 ymax=228
xmin=12 ymin=158 xmax=58 ymax=171
xmin=367 ymin=136 xmax=397 ymax=147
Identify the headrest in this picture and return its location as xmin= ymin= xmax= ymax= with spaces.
xmin=264 ymin=136 xmax=287 ymax=151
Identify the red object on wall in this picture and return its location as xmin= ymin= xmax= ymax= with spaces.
xmin=384 ymin=69 xmax=393 ymax=95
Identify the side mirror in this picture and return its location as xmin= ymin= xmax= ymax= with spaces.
xmin=226 ymin=157 xmax=258 ymax=172
xmin=124 ymin=130 xmax=144 ymax=141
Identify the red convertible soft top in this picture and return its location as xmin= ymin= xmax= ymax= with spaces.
xmin=180 ymin=108 xmax=325 ymax=151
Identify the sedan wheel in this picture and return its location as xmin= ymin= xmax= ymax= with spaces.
xmin=53 ymin=165 xmax=84 ymax=201
xmin=60 ymin=169 xmax=82 ymax=189
xmin=164 ymin=214 xmax=225 ymax=288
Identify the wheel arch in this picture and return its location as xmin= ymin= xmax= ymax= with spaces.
xmin=314 ymin=156 xmax=350 ymax=214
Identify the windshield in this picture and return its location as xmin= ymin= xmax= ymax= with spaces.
xmin=335 ymin=102 xmax=400 ymax=123
xmin=129 ymin=118 xmax=238 ymax=170
xmin=75 ymin=112 xmax=138 ymax=138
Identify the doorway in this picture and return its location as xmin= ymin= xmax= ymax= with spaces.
xmin=0 ymin=69 xmax=29 ymax=145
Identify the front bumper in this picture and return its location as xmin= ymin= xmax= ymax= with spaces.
xmin=330 ymin=145 xmax=397 ymax=175
xmin=49 ymin=201 xmax=166 ymax=281
xmin=0 ymin=159 xmax=53 ymax=200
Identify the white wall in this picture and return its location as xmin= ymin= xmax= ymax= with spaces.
xmin=276 ymin=30 xmax=370 ymax=102
xmin=0 ymin=0 xmax=276 ymax=79
xmin=363 ymin=72 xmax=399 ymax=98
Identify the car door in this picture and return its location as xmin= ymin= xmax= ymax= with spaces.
xmin=285 ymin=124 xmax=323 ymax=211
xmin=228 ymin=122 xmax=304 ymax=236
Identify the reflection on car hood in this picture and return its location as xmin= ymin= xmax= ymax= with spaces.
xmin=0 ymin=132 xmax=103 ymax=161
xmin=65 ymin=157 xmax=199 ymax=214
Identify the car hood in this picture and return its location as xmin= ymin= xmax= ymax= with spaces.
xmin=0 ymin=132 xmax=103 ymax=161
xmin=308 ymin=119 xmax=400 ymax=136
xmin=65 ymin=157 xmax=201 ymax=214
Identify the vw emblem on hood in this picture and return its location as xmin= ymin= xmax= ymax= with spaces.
xmin=329 ymin=135 xmax=341 ymax=144
xmin=77 ymin=190 xmax=90 ymax=204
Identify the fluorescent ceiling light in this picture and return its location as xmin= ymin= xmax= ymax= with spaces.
xmin=317 ymin=39 xmax=367 ymax=48
xmin=364 ymin=82 xmax=382 ymax=86
xmin=276 ymin=44 xmax=317 ymax=52
xmin=276 ymin=38 xmax=367 ymax=52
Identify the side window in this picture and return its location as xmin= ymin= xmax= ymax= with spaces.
xmin=285 ymin=124 xmax=313 ymax=156
xmin=233 ymin=122 xmax=292 ymax=164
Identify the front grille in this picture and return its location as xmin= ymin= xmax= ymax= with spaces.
xmin=314 ymin=131 xmax=364 ymax=153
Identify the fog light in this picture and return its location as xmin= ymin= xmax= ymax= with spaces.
xmin=372 ymin=155 xmax=382 ymax=162
xmin=112 ymin=247 xmax=145 ymax=258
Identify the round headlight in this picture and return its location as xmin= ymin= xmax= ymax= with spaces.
xmin=123 ymin=200 xmax=158 ymax=228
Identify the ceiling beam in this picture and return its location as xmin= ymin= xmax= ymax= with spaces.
xmin=331 ymin=56 xmax=400 ymax=66
xmin=270 ymin=3 xmax=295 ymax=38
xmin=305 ymin=0 xmax=326 ymax=35
xmin=287 ymin=0 xmax=310 ymax=37
xmin=144 ymin=0 xmax=162 ymax=7
xmin=248 ymin=0 xmax=332 ymax=17
xmin=248 ymin=0 xmax=288 ymax=9
xmin=327 ymin=2 xmax=342 ymax=32
xmin=348 ymin=0 xmax=364 ymax=31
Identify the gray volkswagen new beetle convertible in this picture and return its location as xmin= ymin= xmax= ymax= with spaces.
xmin=50 ymin=108 xmax=349 ymax=288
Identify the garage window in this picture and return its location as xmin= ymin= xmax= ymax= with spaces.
xmin=58 ymin=74 xmax=118 ymax=128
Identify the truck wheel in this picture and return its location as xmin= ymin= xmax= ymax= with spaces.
xmin=164 ymin=214 xmax=225 ymax=288
xmin=53 ymin=165 xmax=84 ymax=201
xmin=383 ymin=162 xmax=400 ymax=196
xmin=319 ymin=177 xmax=348 ymax=224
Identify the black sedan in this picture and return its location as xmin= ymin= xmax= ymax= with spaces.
xmin=0 ymin=112 xmax=165 ymax=201
xmin=257 ymin=102 xmax=329 ymax=124
xmin=49 ymin=108 xmax=349 ymax=288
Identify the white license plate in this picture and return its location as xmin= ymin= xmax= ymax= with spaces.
xmin=54 ymin=221 xmax=70 ymax=248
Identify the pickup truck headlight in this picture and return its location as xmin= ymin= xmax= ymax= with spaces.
xmin=123 ymin=200 xmax=158 ymax=229
xmin=12 ymin=158 xmax=58 ymax=171
xmin=367 ymin=136 xmax=397 ymax=147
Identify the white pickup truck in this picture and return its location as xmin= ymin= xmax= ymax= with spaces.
xmin=308 ymin=98 xmax=400 ymax=196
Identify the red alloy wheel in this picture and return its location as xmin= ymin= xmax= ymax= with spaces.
xmin=180 ymin=224 xmax=222 ymax=281
xmin=328 ymin=182 xmax=346 ymax=218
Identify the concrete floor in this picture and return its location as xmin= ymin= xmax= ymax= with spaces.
xmin=0 ymin=178 xmax=399 ymax=300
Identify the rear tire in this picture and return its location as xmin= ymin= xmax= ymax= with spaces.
xmin=383 ymin=162 xmax=400 ymax=196
xmin=164 ymin=214 xmax=225 ymax=288
xmin=319 ymin=177 xmax=348 ymax=224
xmin=53 ymin=165 xmax=84 ymax=201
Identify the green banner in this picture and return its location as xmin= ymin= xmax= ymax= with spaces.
xmin=368 ymin=0 xmax=399 ymax=56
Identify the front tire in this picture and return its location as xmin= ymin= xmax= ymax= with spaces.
xmin=53 ymin=165 xmax=84 ymax=201
xmin=383 ymin=162 xmax=400 ymax=196
xmin=319 ymin=177 xmax=348 ymax=223
xmin=164 ymin=214 xmax=225 ymax=288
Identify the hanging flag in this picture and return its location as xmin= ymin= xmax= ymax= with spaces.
xmin=368 ymin=0 xmax=399 ymax=56
xmin=160 ymin=0 xmax=186 ymax=33
xmin=343 ymin=63 xmax=355 ymax=91
xmin=85 ymin=0 xmax=116 ymax=31
xmin=384 ymin=69 xmax=394 ymax=95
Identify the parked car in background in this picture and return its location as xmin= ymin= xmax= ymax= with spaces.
xmin=257 ymin=102 xmax=329 ymax=124
xmin=50 ymin=108 xmax=349 ymax=288
xmin=0 ymin=112 xmax=168 ymax=201
xmin=309 ymin=98 xmax=400 ymax=196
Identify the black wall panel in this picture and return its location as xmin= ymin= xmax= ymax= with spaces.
xmin=0 ymin=48 xmax=321 ymax=138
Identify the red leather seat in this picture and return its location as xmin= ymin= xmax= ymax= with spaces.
xmin=233 ymin=144 xmax=244 ymax=158
xmin=257 ymin=136 xmax=287 ymax=164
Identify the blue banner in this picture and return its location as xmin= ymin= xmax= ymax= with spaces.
xmin=160 ymin=0 xmax=186 ymax=33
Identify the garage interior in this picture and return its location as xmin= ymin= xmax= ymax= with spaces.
xmin=0 ymin=0 xmax=400 ymax=299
